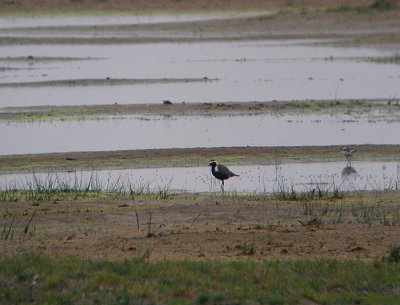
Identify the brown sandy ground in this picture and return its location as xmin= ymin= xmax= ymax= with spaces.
xmin=1 ymin=191 xmax=400 ymax=261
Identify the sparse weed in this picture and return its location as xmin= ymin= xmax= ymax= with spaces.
xmin=0 ymin=187 xmax=22 ymax=202
xmin=298 ymin=216 xmax=322 ymax=227
xmin=389 ymin=207 xmax=400 ymax=226
xmin=146 ymin=211 xmax=154 ymax=238
xmin=327 ymin=0 xmax=397 ymax=13
xmin=23 ymin=209 xmax=37 ymax=235
xmin=136 ymin=247 xmax=153 ymax=263
xmin=330 ymin=203 xmax=345 ymax=224
xmin=327 ymin=5 xmax=369 ymax=14
xmin=371 ymin=0 xmax=397 ymax=10
xmin=350 ymin=198 xmax=400 ymax=227
xmin=127 ymin=180 xmax=151 ymax=200
xmin=234 ymin=240 xmax=255 ymax=255
xmin=273 ymin=178 xmax=343 ymax=202
xmin=225 ymin=190 xmax=240 ymax=204
xmin=298 ymin=200 xmax=349 ymax=226
xmin=386 ymin=245 xmax=400 ymax=263
xmin=2 ymin=254 xmax=400 ymax=304
xmin=0 ymin=171 xmax=178 ymax=204
xmin=1 ymin=214 xmax=16 ymax=240
xmin=1 ymin=209 xmax=37 ymax=240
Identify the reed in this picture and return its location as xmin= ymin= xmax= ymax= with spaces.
xmin=0 ymin=171 xmax=177 ymax=204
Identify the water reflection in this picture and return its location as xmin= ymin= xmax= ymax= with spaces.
xmin=2 ymin=114 xmax=400 ymax=155
xmin=1 ymin=161 xmax=398 ymax=193
xmin=341 ymin=165 xmax=357 ymax=178
xmin=1 ymin=40 xmax=399 ymax=107
xmin=340 ymin=148 xmax=359 ymax=194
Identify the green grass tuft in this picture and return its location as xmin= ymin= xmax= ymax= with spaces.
xmin=371 ymin=0 xmax=397 ymax=10
xmin=386 ymin=245 xmax=400 ymax=263
xmin=1 ymin=254 xmax=400 ymax=304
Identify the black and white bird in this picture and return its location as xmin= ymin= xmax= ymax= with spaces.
xmin=208 ymin=160 xmax=239 ymax=192
xmin=341 ymin=147 xmax=356 ymax=165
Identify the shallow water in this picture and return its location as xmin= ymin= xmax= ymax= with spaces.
xmin=1 ymin=161 xmax=399 ymax=193
xmin=1 ymin=40 xmax=399 ymax=107
xmin=1 ymin=113 xmax=400 ymax=155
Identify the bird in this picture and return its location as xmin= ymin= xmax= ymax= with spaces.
xmin=208 ymin=160 xmax=239 ymax=192
xmin=341 ymin=165 xmax=357 ymax=177
xmin=341 ymin=147 xmax=356 ymax=166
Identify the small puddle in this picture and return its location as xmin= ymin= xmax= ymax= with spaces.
xmin=1 ymin=161 xmax=399 ymax=193
xmin=1 ymin=40 xmax=399 ymax=107
xmin=1 ymin=113 xmax=400 ymax=155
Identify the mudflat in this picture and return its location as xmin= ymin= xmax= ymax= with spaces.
xmin=1 ymin=0 xmax=400 ymax=45
xmin=3 ymin=190 xmax=400 ymax=261
xmin=1 ymin=144 xmax=400 ymax=173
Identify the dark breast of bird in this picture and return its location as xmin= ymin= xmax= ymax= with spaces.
xmin=214 ymin=164 xmax=238 ymax=180
xmin=213 ymin=169 xmax=231 ymax=180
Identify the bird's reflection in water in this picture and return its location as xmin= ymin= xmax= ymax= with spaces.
xmin=341 ymin=165 xmax=357 ymax=178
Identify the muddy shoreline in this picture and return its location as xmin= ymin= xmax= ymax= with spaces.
xmin=0 ymin=0 xmax=374 ymax=13
xmin=1 ymin=2 xmax=400 ymax=46
xmin=0 ymin=77 xmax=214 ymax=88
xmin=1 ymin=144 xmax=399 ymax=174
xmin=1 ymin=99 xmax=399 ymax=121
xmin=3 ymin=191 xmax=400 ymax=261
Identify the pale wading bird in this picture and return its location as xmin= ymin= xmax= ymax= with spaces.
xmin=341 ymin=147 xmax=356 ymax=166
xmin=208 ymin=160 xmax=239 ymax=192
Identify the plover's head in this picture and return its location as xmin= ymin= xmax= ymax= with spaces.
xmin=342 ymin=147 xmax=356 ymax=153
xmin=208 ymin=160 xmax=217 ymax=167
